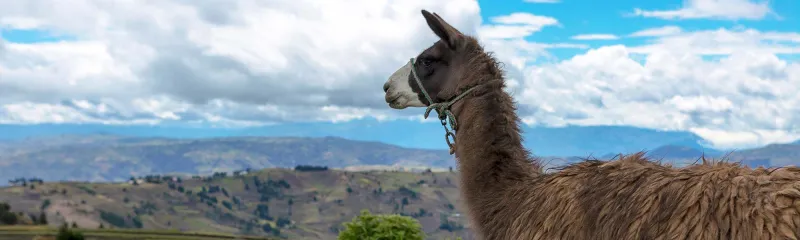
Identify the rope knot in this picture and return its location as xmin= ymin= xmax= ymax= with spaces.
xmin=408 ymin=57 xmax=479 ymax=155
xmin=424 ymin=103 xmax=460 ymax=130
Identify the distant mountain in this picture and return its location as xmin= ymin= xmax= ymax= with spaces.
xmin=3 ymin=133 xmax=800 ymax=183
xmin=0 ymin=121 xmax=713 ymax=157
xmin=0 ymin=136 xmax=454 ymax=184
xmin=521 ymin=125 xmax=711 ymax=157
xmin=726 ymin=143 xmax=800 ymax=167
xmin=644 ymin=145 xmax=723 ymax=159
xmin=600 ymin=143 xmax=800 ymax=168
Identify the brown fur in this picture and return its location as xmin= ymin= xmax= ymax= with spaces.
xmin=401 ymin=10 xmax=800 ymax=240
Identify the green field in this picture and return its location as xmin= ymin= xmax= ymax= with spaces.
xmin=0 ymin=225 xmax=275 ymax=240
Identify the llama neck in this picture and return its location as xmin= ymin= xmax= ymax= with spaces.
xmin=450 ymin=78 xmax=538 ymax=206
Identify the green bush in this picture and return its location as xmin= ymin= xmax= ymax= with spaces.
xmin=56 ymin=223 xmax=85 ymax=240
xmin=39 ymin=212 xmax=48 ymax=225
xmin=99 ymin=210 xmax=126 ymax=228
xmin=222 ymin=200 xmax=233 ymax=210
xmin=41 ymin=199 xmax=52 ymax=210
xmin=0 ymin=202 xmax=19 ymax=225
xmin=337 ymin=210 xmax=425 ymax=240
xmin=132 ymin=216 xmax=143 ymax=228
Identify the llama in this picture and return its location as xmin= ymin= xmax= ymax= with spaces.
xmin=382 ymin=10 xmax=800 ymax=240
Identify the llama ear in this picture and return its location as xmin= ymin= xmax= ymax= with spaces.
xmin=421 ymin=10 xmax=462 ymax=50
xmin=434 ymin=13 xmax=463 ymax=36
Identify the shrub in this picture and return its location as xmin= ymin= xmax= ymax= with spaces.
xmin=41 ymin=199 xmax=51 ymax=210
xmin=337 ymin=210 xmax=425 ymax=240
xmin=254 ymin=204 xmax=271 ymax=220
xmin=294 ymin=165 xmax=329 ymax=171
xmin=39 ymin=212 xmax=48 ymax=225
xmin=275 ymin=217 xmax=291 ymax=228
xmin=132 ymin=216 xmax=143 ymax=228
xmin=56 ymin=223 xmax=85 ymax=240
xmin=99 ymin=211 xmax=126 ymax=228
xmin=262 ymin=223 xmax=280 ymax=236
xmin=222 ymin=201 xmax=233 ymax=210
xmin=0 ymin=202 xmax=18 ymax=225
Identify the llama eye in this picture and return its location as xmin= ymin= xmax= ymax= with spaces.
xmin=420 ymin=59 xmax=432 ymax=67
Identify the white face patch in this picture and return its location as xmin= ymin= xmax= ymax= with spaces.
xmin=384 ymin=61 xmax=425 ymax=109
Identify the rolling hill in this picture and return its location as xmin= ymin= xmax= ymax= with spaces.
xmin=0 ymin=136 xmax=455 ymax=184
xmin=3 ymin=134 xmax=800 ymax=239
xmin=0 ymin=168 xmax=472 ymax=240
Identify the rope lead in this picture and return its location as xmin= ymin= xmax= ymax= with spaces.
xmin=409 ymin=58 xmax=478 ymax=155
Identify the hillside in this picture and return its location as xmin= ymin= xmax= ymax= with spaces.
xmin=0 ymin=226 xmax=276 ymax=240
xmin=0 ymin=136 xmax=454 ymax=183
xmin=0 ymin=168 xmax=472 ymax=240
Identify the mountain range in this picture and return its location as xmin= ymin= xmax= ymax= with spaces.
xmin=0 ymin=121 xmax=715 ymax=157
xmin=2 ymin=132 xmax=800 ymax=184
xmin=0 ymin=135 xmax=453 ymax=184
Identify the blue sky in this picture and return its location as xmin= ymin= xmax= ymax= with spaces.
xmin=478 ymin=0 xmax=799 ymax=60
xmin=0 ymin=28 xmax=73 ymax=43
xmin=0 ymin=0 xmax=799 ymax=154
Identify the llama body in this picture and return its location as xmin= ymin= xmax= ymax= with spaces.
xmin=477 ymin=155 xmax=800 ymax=239
xmin=382 ymin=10 xmax=800 ymax=240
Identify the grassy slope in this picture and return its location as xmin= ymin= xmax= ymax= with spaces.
xmin=0 ymin=168 xmax=471 ymax=240
xmin=0 ymin=225 xmax=274 ymax=240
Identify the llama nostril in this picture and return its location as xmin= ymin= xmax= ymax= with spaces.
xmin=383 ymin=82 xmax=390 ymax=92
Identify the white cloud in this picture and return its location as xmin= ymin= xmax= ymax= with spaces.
xmin=471 ymin=12 xmax=581 ymax=100
xmin=632 ymin=0 xmax=773 ymax=20
xmin=571 ymin=34 xmax=619 ymax=40
xmin=523 ymin=0 xmax=560 ymax=3
xmin=2 ymin=0 xmax=800 ymax=151
xmin=629 ymin=26 xmax=683 ymax=37
xmin=516 ymin=26 xmax=800 ymax=149
xmin=477 ymin=13 xmax=559 ymax=39
xmin=690 ymin=128 xmax=800 ymax=150
xmin=0 ymin=0 xmax=581 ymax=129
xmin=0 ymin=102 xmax=160 ymax=125
xmin=627 ymin=28 xmax=800 ymax=55
xmin=0 ymin=0 xmax=482 ymax=125
xmin=0 ymin=17 xmax=45 ymax=29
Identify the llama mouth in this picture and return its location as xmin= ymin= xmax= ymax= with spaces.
xmin=386 ymin=96 xmax=407 ymax=109
xmin=388 ymin=101 xmax=407 ymax=109
xmin=385 ymin=95 xmax=401 ymax=104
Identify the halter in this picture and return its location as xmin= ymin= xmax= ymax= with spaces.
xmin=408 ymin=58 xmax=477 ymax=155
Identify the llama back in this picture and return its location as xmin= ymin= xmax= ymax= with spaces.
xmin=492 ymin=153 xmax=800 ymax=240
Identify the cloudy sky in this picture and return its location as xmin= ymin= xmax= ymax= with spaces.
xmin=0 ymin=0 xmax=798 ymax=150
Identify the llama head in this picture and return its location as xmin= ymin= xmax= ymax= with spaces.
xmin=383 ymin=10 xmax=470 ymax=109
